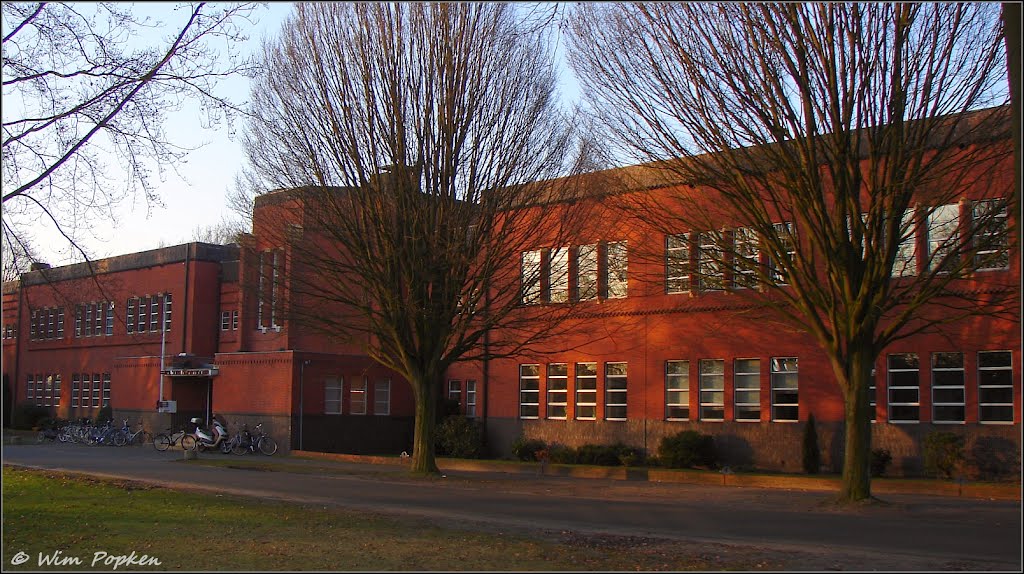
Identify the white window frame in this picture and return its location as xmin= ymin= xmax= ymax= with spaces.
xmin=465 ymin=380 xmax=477 ymax=418
xmin=605 ymin=242 xmax=628 ymax=298
xmin=665 ymin=234 xmax=690 ymax=294
xmin=734 ymin=358 xmax=761 ymax=422
xmin=699 ymin=359 xmax=725 ymax=421
xmin=973 ymin=199 xmax=1009 ymax=270
xmin=733 ymin=228 xmax=759 ymax=289
xmin=221 ymin=311 xmax=231 ymax=331
xmin=519 ymin=364 xmax=540 ymax=419
xmin=521 ymin=250 xmax=542 ymax=305
xmin=350 ymin=377 xmax=367 ymax=415
xmin=126 ymin=298 xmax=136 ymax=334
xmin=770 ymin=222 xmax=795 ymax=285
xmin=546 ymin=363 xmax=568 ymax=419
xmin=71 ymin=374 xmax=80 ymax=408
xmin=770 ymin=357 xmax=799 ymax=422
xmin=574 ymin=362 xmax=597 ymax=420
xmin=549 ymin=247 xmax=570 ymax=304
xmin=931 ymin=352 xmax=965 ymax=424
xmin=893 ymin=208 xmax=918 ymax=277
xmin=978 ymin=351 xmax=1013 ymax=423
xmin=604 ymin=362 xmax=627 ymax=421
xmin=102 ymin=374 xmax=111 ymax=407
xmin=374 ymin=379 xmax=390 ymax=416
xmin=448 ymin=379 xmax=462 ymax=406
xmin=927 ymin=203 xmax=960 ymax=273
xmin=576 ymin=244 xmax=599 ymax=301
xmin=698 ymin=232 xmax=724 ymax=291
xmin=324 ymin=377 xmax=342 ymax=415
xmin=887 ymin=353 xmax=920 ymax=423
xmin=665 ymin=360 xmax=690 ymax=421
xmin=92 ymin=374 xmax=101 ymax=408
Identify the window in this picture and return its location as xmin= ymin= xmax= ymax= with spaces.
xmin=868 ymin=368 xmax=877 ymax=422
xmin=978 ymin=351 xmax=1013 ymax=423
xmin=887 ymin=353 xmax=919 ymax=422
xmin=465 ymin=380 xmax=477 ymax=418
xmin=374 ymin=380 xmax=391 ymax=415
xmin=53 ymin=374 xmax=61 ymax=406
xmin=85 ymin=303 xmax=93 ymax=337
xmin=733 ymin=228 xmax=759 ymax=289
xmin=448 ymin=380 xmax=461 ymax=405
xmin=257 ymin=251 xmax=266 ymax=327
xmin=102 ymin=374 xmax=111 ymax=407
xmin=71 ymin=375 xmax=80 ymax=408
xmin=546 ymin=363 xmax=568 ymax=419
xmin=698 ymin=232 xmax=724 ymax=291
xmin=771 ymin=357 xmax=799 ymax=421
xmin=324 ymin=377 xmax=342 ymax=414
xmin=271 ymin=251 xmax=280 ymax=327
xmin=221 ymin=311 xmax=231 ymax=331
xmin=927 ymin=204 xmax=960 ymax=273
xmin=973 ymin=199 xmax=1009 ymax=270
xmin=42 ymin=375 xmax=53 ymax=407
xmin=92 ymin=302 xmax=101 ymax=336
xmin=163 ymin=294 xmax=172 ymax=332
xmin=127 ymin=298 xmax=136 ymax=333
xmin=105 ymin=302 xmax=114 ymax=335
xmin=57 ymin=309 xmax=64 ymax=338
xmin=137 ymin=296 xmax=148 ymax=332
xmin=734 ymin=358 xmax=761 ymax=421
xmin=605 ymin=362 xmax=627 ymax=420
xmin=770 ymin=222 xmax=795 ymax=284
xmin=521 ymin=250 xmax=542 ymax=305
xmin=665 ymin=234 xmax=690 ymax=293
xmin=699 ymin=359 xmax=725 ymax=421
xmin=576 ymin=244 xmax=598 ymax=301
xmin=519 ymin=364 xmax=540 ymax=419
xmin=231 ymin=310 xmax=239 ymax=330
xmin=575 ymin=362 xmax=597 ymax=420
xmin=605 ymin=241 xmax=628 ymax=298
xmin=92 ymin=374 xmax=101 ymax=407
xmin=932 ymin=352 xmax=965 ymax=423
xmin=893 ymin=209 xmax=917 ymax=277
xmin=25 ymin=375 xmax=34 ymax=404
xmin=149 ymin=296 xmax=159 ymax=331
xmin=350 ymin=377 xmax=367 ymax=415
xmin=549 ymin=247 xmax=569 ymax=303
xmin=665 ymin=360 xmax=690 ymax=420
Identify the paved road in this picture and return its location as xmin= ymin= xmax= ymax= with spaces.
xmin=3 ymin=442 xmax=1021 ymax=570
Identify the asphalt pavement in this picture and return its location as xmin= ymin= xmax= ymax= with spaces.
xmin=3 ymin=441 xmax=1022 ymax=571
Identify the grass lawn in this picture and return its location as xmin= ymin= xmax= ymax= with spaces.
xmin=2 ymin=466 xmax=777 ymax=571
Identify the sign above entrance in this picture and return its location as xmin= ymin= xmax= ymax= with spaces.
xmin=161 ymin=367 xmax=219 ymax=377
xmin=157 ymin=400 xmax=177 ymax=413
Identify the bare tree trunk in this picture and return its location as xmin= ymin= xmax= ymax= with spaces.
xmin=837 ymin=347 xmax=876 ymax=501
xmin=410 ymin=373 xmax=440 ymax=475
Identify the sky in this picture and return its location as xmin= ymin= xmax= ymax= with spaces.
xmin=23 ymin=2 xmax=583 ymax=266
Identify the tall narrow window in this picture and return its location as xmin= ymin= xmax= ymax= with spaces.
xmin=71 ymin=375 xmax=80 ymax=408
xmin=53 ymin=375 xmax=61 ymax=406
xmin=271 ymin=250 xmax=280 ymax=327
xmin=149 ymin=296 xmax=159 ymax=331
xmin=931 ymin=352 xmax=965 ymax=423
xmin=350 ymin=377 xmax=367 ymax=415
xmin=137 ymin=296 xmax=148 ymax=332
xmin=978 ymin=351 xmax=1013 ymax=423
xmin=163 ymin=293 xmax=172 ymax=332
xmin=894 ymin=209 xmax=917 ymax=277
xmin=91 ymin=303 xmax=100 ymax=336
xmin=665 ymin=360 xmax=690 ymax=420
xmin=733 ymin=228 xmax=759 ymax=289
xmin=465 ymin=380 xmax=477 ymax=418
xmin=92 ymin=374 xmax=101 ymax=407
xmin=605 ymin=362 xmax=627 ymax=420
xmin=928 ymin=204 xmax=960 ymax=272
xmin=575 ymin=362 xmax=597 ymax=420
xmin=75 ymin=305 xmax=83 ymax=337
xmin=605 ymin=241 xmax=628 ymax=298
xmin=85 ymin=304 xmax=94 ymax=337
xmin=105 ymin=302 xmax=114 ymax=335
xmin=973 ymin=199 xmax=1009 ymax=270
xmin=26 ymin=375 xmax=34 ymax=404
xmin=231 ymin=310 xmax=239 ymax=330
xmin=257 ymin=251 xmax=266 ymax=328
xmin=699 ymin=359 xmax=725 ymax=421
xmin=734 ymin=358 xmax=761 ymax=421
xmin=869 ymin=368 xmax=877 ymax=422
xmin=546 ymin=363 xmax=568 ymax=419
xmin=324 ymin=377 xmax=342 ymax=414
xmin=43 ymin=375 xmax=52 ymax=407
xmin=665 ymin=234 xmax=690 ymax=293
xmin=549 ymin=247 xmax=569 ymax=303
xmin=697 ymin=232 xmax=724 ymax=291
xmin=448 ymin=380 xmax=462 ymax=406
xmin=374 ymin=380 xmax=391 ymax=416
xmin=521 ymin=251 xmax=542 ymax=305
xmin=518 ymin=364 xmax=540 ymax=419
xmin=102 ymin=373 xmax=111 ymax=407
xmin=771 ymin=357 xmax=799 ymax=422
xmin=770 ymin=222 xmax=795 ymax=284
xmin=576 ymin=244 xmax=598 ymax=300
xmin=221 ymin=311 xmax=231 ymax=331
xmin=57 ymin=309 xmax=64 ymax=338
xmin=126 ymin=298 xmax=136 ymax=334
xmin=887 ymin=353 xmax=920 ymax=422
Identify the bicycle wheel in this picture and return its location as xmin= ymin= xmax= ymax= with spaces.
xmin=231 ymin=440 xmax=248 ymax=456
xmin=258 ymin=436 xmax=278 ymax=456
xmin=112 ymin=431 xmax=127 ymax=447
xmin=180 ymin=434 xmax=197 ymax=451
xmin=154 ymin=434 xmax=171 ymax=451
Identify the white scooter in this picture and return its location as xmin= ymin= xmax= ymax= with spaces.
xmin=181 ymin=416 xmax=229 ymax=452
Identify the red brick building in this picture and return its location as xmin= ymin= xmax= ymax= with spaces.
xmin=3 ymin=114 xmax=1019 ymax=476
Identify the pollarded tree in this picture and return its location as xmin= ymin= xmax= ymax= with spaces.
xmin=566 ymin=3 xmax=1017 ymax=502
xmin=240 ymin=3 xmax=595 ymax=474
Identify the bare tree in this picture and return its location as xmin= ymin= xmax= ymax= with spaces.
xmin=242 ymin=3 xmax=594 ymax=474
xmin=567 ymin=3 xmax=1016 ymax=502
xmin=2 ymin=2 xmax=261 ymax=263
xmin=192 ymin=217 xmax=245 ymax=246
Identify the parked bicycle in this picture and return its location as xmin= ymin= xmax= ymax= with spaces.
xmin=153 ymin=427 xmax=188 ymax=451
xmin=228 ymin=422 xmax=277 ymax=456
xmin=120 ymin=419 xmax=152 ymax=447
xmin=86 ymin=421 xmax=125 ymax=447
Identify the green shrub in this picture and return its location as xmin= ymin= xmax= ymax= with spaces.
xmin=546 ymin=443 xmax=578 ymax=464
xmin=11 ymin=403 xmax=50 ymax=430
xmin=434 ymin=415 xmax=486 ymax=459
xmin=511 ymin=436 xmax=547 ymax=462
xmin=923 ymin=431 xmax=965 ymax=479
xmin=969 ymin=437 xmax=1021 ymax=481
xmin=576 ymin=443 xmax=625 ymax=466
xmin=802 ymin=413 xmax=821 ymax=474
xmin=657 ymin=430 xmax=717 ymax=469
xmin=93 ymin=404 xmax=114 ymax=426
xmin=870 ymin=448 xmax=892 ymax=477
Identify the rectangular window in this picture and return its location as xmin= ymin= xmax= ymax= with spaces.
xmin=26 ymin=375 xmax=34 ymax=404
xmin=126 ymin=298 xmax=136 ymax=334
xmin=47 ymin=309 xmax=55 ymax=339
xmin=105 ymin=302 xmax=113 ymax=336
xmin=699 ymin=359 xmax=725 ymax=421
xmin=92 ymin=374 xmax=101 ymax=407
xmin=928 ymin=204 xmax=960 ymax=273
xmin=92 ymin=302 xmax=101 ymax=336
xmin=932 ymin=352 xmax=965 ymax=423
xmin=271 ymin=251 xmax=280 ymax=327
xmin=324 ymin=377 xmax=342 ymax=414
xmin=521 ymin=250 xmax=542 ymax=305
xmin=699 ymin=232 xmax=725 ymax=291
xmin=665 ymin=360 xmax=690 ymax=420
xmin=374 ymin=380 xmax=391 ymax=416
xmin=102 ymin=373 xmax=111 ymax=407
xmin=605 ymin=362 xmax=627 ymax=420
xmin=978 ymin=351 xmax=1013 ymax=423
xmin=53 ymin=374 xmax=61 ymax=405
xmin=576 ymin=244 xmax=598 ymax=301
xmin=771 ymin=357 xmax=799 ymax=422
xmin=665 ymin=234 xmax=690 ymax=293
xmin=869 ymin=368 xmax=877 ymax=423
xmin=43 ymin=375 xmax=52 ymax=407
xmin=465 ymin=380 xmax=477 ymax=418
xmin=57 ymin=309 xmax=64 ymax=338
xmin=575 ymin=362 xmax=597 ymax=420
xmin=448 ymin=380 xmax=462 ymax=405
xmin=894 ymin=209 xmax=918 ymax=277
xmin=519 ymin=364 xmax=540 ymax=419
xmin=149 ymin=296 xmax=159 ymax=332
xmin=887 ymin=353 xmax=920 ymax=423
xmin=546 ymin=363 xmax=568 ymax=419
xmin=734 ymin=358 xmax=761 ymax=422
xmin=232 ymin=310 xmax=239 ymax=330
xmin=163 ymin=294 xmax=172 ymax=332
xmin=137 ymin=296 xmax=148 ymax=332
xmin=549 ymin=247 xmax=569 ymax=303
xmin=605 ymin=241 xmax=628 ymax=298
xmin=85 ymin=304 xmax=93 ymax=337
xmin=770 ymin=222 xmax=795 ymax=284
xmin=71 ymin=375 xmax=80 ymax=408
xmin=350 ymin=377 xmax=367 ymax=415
xmin=733 ymin=228 xmax=759 ymax=289
xmin=973 ymin=199 xmax=1009 ymax=270
xmin=74 ymin=305 xmax=82 ymax=337
xmin=221 ymin=311 xmax=231 ymax=331
xmin=257 ymin=251 xmax=266 ymax=328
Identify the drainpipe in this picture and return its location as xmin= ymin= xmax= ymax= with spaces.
xmin=181 ymin=245 xmax=191 ymax=354
xmin=299 ymin=358 xmax=311 ymax=451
